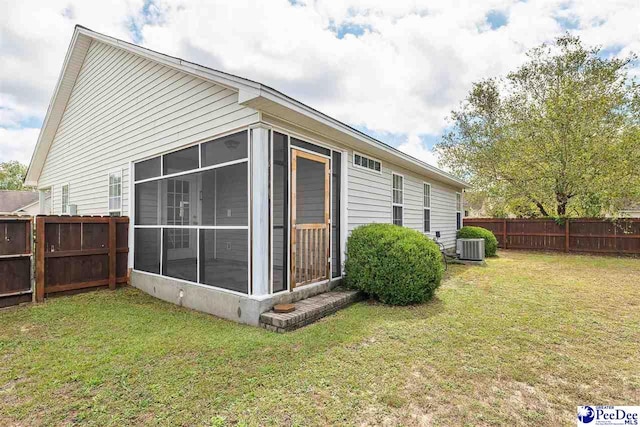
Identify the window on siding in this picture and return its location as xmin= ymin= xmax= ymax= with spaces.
xmin=61 ymin=184 xmax=70 ymax=214
xmin=456 ymin=192 xmax=462 ymax=230
xmin=423 ymin=183 xmax=431 ymax=233
xmin=392 ymin=173 xmax=403 ymax=226
xmin=354 ymin=153 xmax=381 ymax=172
xmin=109 ymin=171 xmax=122 ymax=215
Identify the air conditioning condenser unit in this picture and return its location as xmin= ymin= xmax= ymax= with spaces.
xmin=457 ymin=238 xmax=485 ymax=261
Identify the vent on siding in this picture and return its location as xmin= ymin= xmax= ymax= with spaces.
xmin=457 ymin=238 xmax=485 ymax=261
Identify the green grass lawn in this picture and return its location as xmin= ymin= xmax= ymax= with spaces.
xmin=1 ymin=251 xmax=639 ymax=426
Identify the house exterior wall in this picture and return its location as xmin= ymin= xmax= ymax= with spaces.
xmin=37 ymin=40 xmax=260 ymax=215
xmin=263 ymin=118 xmax=464 ymax=250
xmin=346 ymin=151 xmax=462 ymax=249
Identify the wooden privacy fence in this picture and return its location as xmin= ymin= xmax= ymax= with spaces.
xmin=35 ymin=216 xmax=129 ymax=301
xmin=0 ymin=216 xmax=33 ymax=308
xmin=464 ymin=218 xmax=640 ymax=255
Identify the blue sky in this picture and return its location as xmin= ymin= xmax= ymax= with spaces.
xmin=1 ymin=0 xmax=639 ymax=166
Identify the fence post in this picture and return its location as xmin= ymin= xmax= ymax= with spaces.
xmin=35 ymin=216 xmax=45 ymax=302
xmin=503 ymin=219 xmax=508 ymax=249
xmin=108 ymin=217 xmax=116 ymax=290
xmin=565 ymin=219 xmax=570 ymax=253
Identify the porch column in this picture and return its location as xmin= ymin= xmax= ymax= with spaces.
xmin=250 ymin=125 xmax=270 ymax=296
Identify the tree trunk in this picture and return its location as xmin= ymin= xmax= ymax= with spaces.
xmin=556 ymin=192 xmax=571 ymax=216
xmin=557 ymin=203 xmax=567 ymax=216
xmin=533 ymin=200 xmax=550 ymax=217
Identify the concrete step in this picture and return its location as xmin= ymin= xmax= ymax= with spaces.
xmin=260 ymin=289 xmax=361 ymax=332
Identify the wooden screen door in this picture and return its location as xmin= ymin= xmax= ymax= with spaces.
xmin=290 ymin=149 xmax=330 ymax=289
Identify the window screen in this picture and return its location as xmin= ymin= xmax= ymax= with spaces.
xmin=272 ymin=132 xmax=288 ymax=292
xmin=135 ymin=156 xmax=161 ymax=181
xmin=332 ymin=151 xmax=341 ymax=278
xmin=291 ymin=137 xmax=330 ymax=157
xmin=134 ymin=228 xmax=160 ymax=274
xmin=134 ymin=139 xmax=249 ymax=294
xmin=162 ymin=228 xmax=197 ymax=282
xmin=201 ymin=131 xmax=248 ymax=167
xmin=163 ymin=146 xmax=199 ymax=175
xmin=200 ymin=229 xmax=248 ymax=293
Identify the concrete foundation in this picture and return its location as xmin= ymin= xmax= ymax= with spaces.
xmin=131 ymin=270 xmax=341 ymax=326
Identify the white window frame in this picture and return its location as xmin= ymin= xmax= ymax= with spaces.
xmin=353 ymin=151 xmax=382 ymax=174
xmin=423 ymin=182 xmax=431 ymax=233
xmin=61 ymin=183 xmax=70 ymax=215
xmin=456 ymin=192 xmax=462 ymax=230
xmin=391 ymin=172 xmax=404 ymax=226
xmin=108 ymin=170 xmax=123 ymax=215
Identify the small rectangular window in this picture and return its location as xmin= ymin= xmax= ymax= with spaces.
xmin=353 ymin=152 xmax=381 ymax=173
xmin=392 ymin=173 xmax=403 ymax=226
xmin=392 ymin=174 xmax=403 ymax=204
xmin=109 ymin=171 xmax=122 ymax=214
xmin=61 ymin=184 xmax=69 ymax=214
xmin=423 ymin=183 xmax=431 ymax=233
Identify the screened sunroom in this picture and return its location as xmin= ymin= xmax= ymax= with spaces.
xmin=131 ymin=126 xmax=344 ymax=300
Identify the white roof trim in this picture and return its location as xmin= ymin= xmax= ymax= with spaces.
xmin=26 ymin=25 xmax=470 ymax=188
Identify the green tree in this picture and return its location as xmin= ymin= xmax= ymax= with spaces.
xmin=436 ymin=35 xmax=640 ymax=217
xmin=0 ymin=161 xmax=30 ymax=190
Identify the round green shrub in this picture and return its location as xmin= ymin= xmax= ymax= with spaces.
xmin=456 ymin=226 xmax=498 ymax=257
xmin=344 ymin=224 xmax=444 ymax=305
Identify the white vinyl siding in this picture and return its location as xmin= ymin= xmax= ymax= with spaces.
xmin=346 ymin=151 xmax=463 ymax=249
xmin=38 ymin=40 xmax=259 ymax=215
xmin=347 ymin=152 xmax=393 ymax=228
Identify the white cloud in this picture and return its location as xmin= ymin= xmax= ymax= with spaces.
xmin=1 ymin=0 xmax=639 ymax=167
xmin=397 ymin=134 xmax=441 ymax=168
xmin=0 ymin=128 xmax=40 ymax=163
